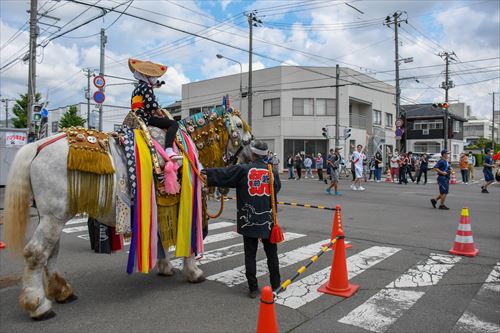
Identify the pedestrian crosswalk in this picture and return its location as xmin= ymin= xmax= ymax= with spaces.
xmin=62 ymin=217 xmax=499 ymax=332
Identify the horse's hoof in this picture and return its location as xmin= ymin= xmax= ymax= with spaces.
xmin=189 ymin=275 xmax=206 ymax=284
xmin=32 ymin=310 xmax=56 ymax=321
xmin=57 ymin=294 xmax=78 ymax=304
xmin=157 ymin=271 xmax=175 ymax=277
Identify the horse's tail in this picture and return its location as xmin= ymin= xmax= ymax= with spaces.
xmin=4 ymin=142 xmax=38 ymax=256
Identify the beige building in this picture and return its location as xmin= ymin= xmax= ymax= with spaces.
xmin=181 ymin=66 xmax=396 ymax=169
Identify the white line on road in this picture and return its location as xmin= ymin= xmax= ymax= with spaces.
xmin=170 ymin=232 xmax=306 ymax=270
xmin=338 ymin=253 xmax=461 ymax=333
xmin=66 ymin=218 xmax=88 ymax=225
xmin=63 ymin=226 xmax=88 ymax=233
xmin=452 ymin=263 xmax=500 ymax=333
xmin=275 ymin=246 xmax=401 ymax=309
xmin=207 ymin=239 xmax=330 ymax=287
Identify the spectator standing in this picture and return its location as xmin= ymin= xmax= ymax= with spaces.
xmin=351 ymin=144 xmax=367 ymax=191
xmin=368 ymin=156 xmax=376 ymax=181
xmin=316 ymin=153 xmax=325 ymax=183
xmin=374 ymin=151 xmax=383 ymax=182
xmin=416 ymin=153 xmax=429 ymax=184
xmin=390 ymin=150 xmax=400 ymax=182
xmin=399 ymin=153 xmax=408 ymax=185
xmin=304 ymin=155 xmax=313 ymax=178
xmin=406 ymin=151 xmax=416 ymax=183
xmin=467 ymin=151 xmax=476 ymax=182
xmin=481 ymin=148 xmax=494 ymax=193
xmin=294 ymin=153 xmax=303 ymax=180
xmin=414 ymin=155 xmax=422 ymax=182
xmin=459 ymin=153 xmax=469 ymax=184
xmin=431 ymin=149 xmax=451 ymax=210
xmin=286 ymin=155 xmax=294 ymax=179
xmin=271 ymin=153 xmax=280 ymax=172
xmin=326 ymin=147 xmax=342 ymax=195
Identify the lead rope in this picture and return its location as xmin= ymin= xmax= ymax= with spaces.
xmin=268 ymin=164 xmax=278 ymax=229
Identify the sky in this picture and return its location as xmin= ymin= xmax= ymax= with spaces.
xmin=0 ymin=0 xmax=499 ymax=124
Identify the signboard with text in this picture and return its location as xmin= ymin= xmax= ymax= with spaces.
xmin=5 ymin=132 xmax=27 ymax=145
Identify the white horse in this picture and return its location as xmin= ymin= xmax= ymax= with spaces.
xmin=3 ymin=108 xmax=252 ymax=320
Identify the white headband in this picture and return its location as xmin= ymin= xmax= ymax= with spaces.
xmin=250 ymin=146 xmax=268 ymax=156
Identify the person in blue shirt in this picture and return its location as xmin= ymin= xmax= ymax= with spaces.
xmin=481 ymin=148 xmax=494 ymax=193
xmin=431 ymin=149 xmax=451 ymax=210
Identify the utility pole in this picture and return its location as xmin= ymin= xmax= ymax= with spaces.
xmin=98 ymin=28 xmax=107 ymax=131
xmin=27 ymin=0 xmax=38 ymax=137
xmin=1 ymin=98 xmax=14 ymax=128
xmin=492 ymin=92 xmax=496 ymax=148
xmin=84 ymin=68 xmax=93 ymax=128
xmin=335 ymin=64 xmax=340 ymax=148
xmin=384 ymin=11 xmax=407 ymax=152
xmin=439 ymin=51 xmax=456 ymax=151
xmin=247 ymin=11 xmax=261 ymax=128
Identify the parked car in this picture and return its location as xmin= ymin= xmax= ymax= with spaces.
xmin=428 ymin=153 xmax=441 ymax=169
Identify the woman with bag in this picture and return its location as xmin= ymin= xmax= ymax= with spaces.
xmin=201 ymin=141 xmax=281 ymax=298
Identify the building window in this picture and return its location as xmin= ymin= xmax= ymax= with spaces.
xmin=453 ymin=144 xmax=459 ymax=161
xmin=316 ymin=98 xmax=335 ymax=116
xmin=114 ymin=124 xmax=121 ymax=131
xmin=292 ymin=98 xmax=314 ymax=116
xmin=263 ymin=98 xmax=280 ymax=117
xmin=373 ymin=110 xmax=382 ymax=125
xmin=283 ymin=139 xmax=327 ymax=168
xmin=453 ymin=121 xmax=460 ymax=133
xmin=385 ymin=113 xmax=393 ymax=128
xmin=413 ymin=120 xmax=443 ymax=130
xmin=414 ymin=142 xmax=441 ymax=154
xmin=52 ymin=121 xmax=59 ymax=132
xmin=189 ymin=107 xmax=201 ymax=116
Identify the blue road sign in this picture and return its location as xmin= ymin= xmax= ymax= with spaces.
xmin=41 ymin=108 xmax=48 ymax=118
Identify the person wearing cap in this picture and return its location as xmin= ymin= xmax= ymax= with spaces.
xmin=316 ymin=153 xmax=325 ymax=183
xmin=129 ymin=58 xmax=181 ymax=160
xmin=431 ymin=149 xmax=451 ymax=210
xmin=481 ymin=148 xmax=494 ymax=193
xmin=201 ymin=140 xmax=281 ymax=298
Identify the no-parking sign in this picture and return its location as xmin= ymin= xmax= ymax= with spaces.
xmin=93 ymin=91 xmax=105 ymax=104
xmin=93 ymin=75 xmax=106 ymax=89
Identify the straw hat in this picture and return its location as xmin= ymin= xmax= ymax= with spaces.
xmin=128 ymin=58 xmax=168 ymax=77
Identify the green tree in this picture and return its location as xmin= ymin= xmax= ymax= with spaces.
xmin=467 ymin=137 xmax=500 ymax=151
xmin=11 ymin=93 xmax=42 ymax=128
xmin=59 ymin=105 xmax=86 ymax=128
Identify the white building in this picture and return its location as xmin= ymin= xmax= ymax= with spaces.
xmin=463 ymin=118 xmax=499 ymax=145
xmin=181 ymin=66 xmax=396 ymax=169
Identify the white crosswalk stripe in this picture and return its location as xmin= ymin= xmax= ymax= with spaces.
xmin=170 ymin=232 xmax=306 ymax=270
xmin=275 ymin=246 xmax=401 ymax=309
xmin=452 ymin=263 xmax=500 ymax=333
xmin=338 ymin=253 xmax=461 ymax=333
xmin=63 ymin=226 xmax=88 ymax=233
xmin=207 ymin=239 xmax=331 ymax=287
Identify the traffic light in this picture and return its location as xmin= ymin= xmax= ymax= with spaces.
xmin=322 ymin=127 xmax=328 ymax=138
xmin=432 ymin=102 xmax=449 ymax=109
xmin=343 ymin=127 xmax=352 ymax=140
xmin=32 ymin=104 xmax=42 ymax=121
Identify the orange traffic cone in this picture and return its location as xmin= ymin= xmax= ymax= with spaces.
xmin=318 ymin=228 xmax=359 ymax=298
xmin=385 ymin=169 xmax=393 ymax=183
xmin=450 ymin=171 xmax=457 ymax=185
xmin=449 ymin=207 xmax=479 ymax=257
xmin=0 ymin=241 xmax=5 ymax=250
xmin=256 ymin=286 xmax=278 ymax=333
xmin=322 ymin=205 xmax=352 ymax=249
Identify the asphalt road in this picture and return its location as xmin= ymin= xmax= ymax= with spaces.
xmin=0 ymin=170 xmax=499 ymax=333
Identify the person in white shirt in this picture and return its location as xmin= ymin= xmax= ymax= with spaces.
xmin=390 ymin=150 xmax=400 ymax=182
xmin=351 ymin=144 xmax=367 ymax=190
xmin=304 ymin=156 xmax=313 ymax=178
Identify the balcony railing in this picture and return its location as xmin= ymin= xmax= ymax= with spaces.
xmin=349 ymin=113 xmax=367 ymax=129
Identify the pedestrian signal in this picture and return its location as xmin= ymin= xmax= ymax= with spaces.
xmin=32 ymin=104 xmax=42 ymax=121
xmin=343 ymin=127 xmax=352 ymax=140
xmin=322 ymin=127 xmax=328 ymax=138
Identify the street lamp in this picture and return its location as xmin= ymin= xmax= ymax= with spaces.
xmin=216 ymin=53 xmax=243 ymax=113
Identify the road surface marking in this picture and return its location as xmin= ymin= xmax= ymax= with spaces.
xmin=63 ymin=226 xmax=88 ymax=233
xmin=66 ymin=218 xmax=88 ymax=225
xmin=338 ymin=253 xmax=461 ymax=333
xmin=452 ymin=263 xmax=500 ymax=333
xmin=275 ymin=246 xmax=401 ymax=309
xmin=170 ymin=232 xmax=306 ymax=269
xmin=207 ymin=239 xmax=331 ymax=287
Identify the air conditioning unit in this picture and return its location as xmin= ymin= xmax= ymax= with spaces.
xmin=422 ymin=129 xmax=429 ymax=135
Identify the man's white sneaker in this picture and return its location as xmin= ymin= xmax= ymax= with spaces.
xmin=350 ymin=184 xmax=355 ymax=190
xmin=358 ymin=186 xmax=365 ymax=191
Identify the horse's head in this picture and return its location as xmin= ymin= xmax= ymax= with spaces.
xmin=224 ymin=108 xmax=253 ymax=164
xmin=180 ymin=106 xmax=253 ymax=168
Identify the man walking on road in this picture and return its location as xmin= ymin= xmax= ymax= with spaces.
xmin=481 ymin=148 xmax=494 ymax=193
xmin=351 ymin=144 xmax=367 ymax=191
xmin=326 ymin=147 xmax=342 ymax=196
xmin=431 ymin=149 xmax=451 ymax=210
xmin=202 ymin=141 xmax=281 ymax=298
